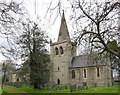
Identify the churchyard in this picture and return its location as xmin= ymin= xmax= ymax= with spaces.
xmin=1 ymin=82 xmax=119 ymax=94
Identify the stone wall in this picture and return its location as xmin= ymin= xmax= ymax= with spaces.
xmin=69 ymin=65 xmax=113 ymax=86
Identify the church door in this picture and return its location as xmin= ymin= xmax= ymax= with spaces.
xmin=57 ymin=79 xmax=60 ymax=85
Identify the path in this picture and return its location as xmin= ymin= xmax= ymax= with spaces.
xmin=3 ymin=87 xmax=32 ymax=95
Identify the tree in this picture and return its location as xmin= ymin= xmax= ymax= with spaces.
xmin=16 ymin=60 xmax=30 ymax=82
xmin=45 ymin=0 xmax=120 ymax=57
xmin=70 ymin=0 xmax=120 ymax=58
xmin=17 ymin=20 xmax=50 ymax=89
xmin=1 ymin=60 xmax=16 ymax=89
xmin=0 ymin=1 xmax=25 ymax=60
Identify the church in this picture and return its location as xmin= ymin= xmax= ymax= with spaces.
xmin=50 ymin=12 xmax=114 ymax=86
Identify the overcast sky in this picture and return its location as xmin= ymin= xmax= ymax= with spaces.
xmin=0 ymin=0 xmax=75 ymax=63
xmin=0 ymin=0 xmax=119 ymax=62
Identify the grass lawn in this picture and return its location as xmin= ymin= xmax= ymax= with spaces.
xmin=0 ymin=89 xmax=2 ymax=95
xmin=3 ymin=82 xmax=118 ymax=93
xmin=2 ymin=89 xmax=15 ymax=93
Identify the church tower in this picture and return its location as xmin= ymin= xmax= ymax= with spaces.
xmin=50 ymin=12 xmax=76 ymax=85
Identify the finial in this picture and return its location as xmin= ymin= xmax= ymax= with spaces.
xmin=50 ymin=39 xmax=52 ymax=44
xmin=62 ymin=9 xmax=64 ymax=15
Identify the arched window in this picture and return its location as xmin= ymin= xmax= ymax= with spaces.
xmin=57 ymin=79 xmax=60 ymax=85
xmin=72 ymin=70 xmax=75 ymax=79
xmin=60 ymin=46 xmax=64 ymax=54
xmin=84 ymin=69 xmax=86 ymax=78
xmin=97 ymin=68 xmax=100 ymax=77
xmin=58 ymin=67 xmax=60 ymax=71
xmin=55 ymin=47 xmax=59 ymax=55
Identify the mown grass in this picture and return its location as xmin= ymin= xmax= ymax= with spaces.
xmin=3 ymin=82 xmax=118 ymax=93
xmin=2 ymin=89 xmax=15 ymax=93
xmin=0 ymin=89 xmax=2 ymax=95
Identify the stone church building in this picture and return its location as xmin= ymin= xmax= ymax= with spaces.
xmin=50 ymin=12 xmax=113 ymax=86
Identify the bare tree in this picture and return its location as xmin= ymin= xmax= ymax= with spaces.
xmin=69 ymin=0 xmax=120 ymax=58
xmin=0 ymin=1 xmax=25 ymax=60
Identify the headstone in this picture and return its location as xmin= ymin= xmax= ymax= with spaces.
xmin=40 ymin=85 xmax=43 ymax=89
xmin=69 ymin=85 xmax=71 ymax=89
xmin=16 ymin=84 xmax=19 ymax=88
xmin=70 ymin=87 xmax=73 ymax=92
xmin=83 ymin=82 xmax=85 ymax=86
xmin=46 ymin=83 xmax=48 ymax=87
xmin=74 ymin=87 xmax=76 ymax=91
xmin=74 ymin=84 xmax=76 ymax=91
xmin=80 ymin=86 xmax=82 ymax=90
xmin=84 ymin=82 xmax=87 ymax=86
xmin=78 ymin=86 xmax=80 ymax=91
xmin=73 ymin=84 xmax=76 ymax=91
xmin=52 ymin=81 xmax=56 ymax=87
xmin=57 ymin=86 xmax=59 ymax=90
xmin=23 ymin=83 xmax=26 ymax=87
xmin=44 ymin=84 xmax=46 ymax=87
xmin=55 ymin=86 xmax=58 ymax=91
xmin=65 ymin=85 xmax=67 ymax=89
xmin=50 ymin=87 xmax=53 ymax=91
xmin=62 ymin=86 xmax=64 ymax=90
xmin=86 ymin=86 xmax=88 ymax=90
xmin=59 ymin=86 xmax=62 ymax=90
xmin=83 ymin=86 xmax=84 ymax=90
xmin=108 ymin=83 xmax=110 ymax=87
xmin=48 ymin=86 xmax=50 ymax=89
xmin=94 ymin=83 xmax=97 ymax=87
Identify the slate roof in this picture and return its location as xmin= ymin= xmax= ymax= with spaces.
xmin=71 ymin=55 xmax=106 ymax=68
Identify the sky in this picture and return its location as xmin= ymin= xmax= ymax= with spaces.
xmin=0 ymin=0 xmax=74 ymax=63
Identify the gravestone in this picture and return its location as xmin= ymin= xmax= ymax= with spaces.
xmin=59 ymin=86 xmax=62 ymax=90
xmin=65 ymin=85 xmax=67 ymax=89
xmin=84 ymin=82 xmax=87 ymax=86
xmin=83 ymin=82 xmax=85 ymax=86
xmin=80 ymin=86 xmax=82 ymax=90
xmin=62 ymin=86 xmax=64 ymax=90
xmin=83 ymin=86 xmax=84 ymax=90
xmin=74 ymin=86 xmax=76 ymax=91
xmin=55 ymin=86 xmax=58 ymax=91
xmin=78 ymin=86 xmax=80 ymax=91
xmin=46 ymin=83 xmax=48 ymax=87
xmin=73 ymin=84 xmax=76 ymax=91
xmin=16 ymin=83 xmax=20 ymax=88
xmin=50 ymin=87 xmax=53 ymax=91
xmin=94 ymin=83 xmax=97 ymax=87
xmin=44 ymin=84 xmax=46 ymax=87
xmin=22 ymin=83 xmax=26 ymax=87
xmin=48 ymin=86 xmax=50 ymax=89
xmin=57 ymin=86 xmax=59 ymax=90
xmin=86 ymin=86 xmax=88 ymax=90
xmin=40 ymin=85 xmax=43 ymax=89
xmin=70 ymin=87 xmax=73 ymax=92
xmin=52 ymin=81 xmax=56 ymax=87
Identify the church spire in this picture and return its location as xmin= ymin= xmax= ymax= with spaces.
xmin=57 ymin=11 xmax=70 ymax=42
